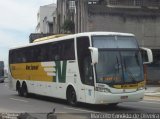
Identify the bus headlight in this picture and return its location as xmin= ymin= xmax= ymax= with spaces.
xmin=95 ymin=87 xmax=111 ymax=93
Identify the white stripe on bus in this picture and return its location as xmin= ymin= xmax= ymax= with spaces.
xmin=47 ymin=73 xmax=56 ymax=76
xmin=41 ymin=62 xmax=56 ymax=67
xmin=44 ymin=68 xmax=56 ymax=72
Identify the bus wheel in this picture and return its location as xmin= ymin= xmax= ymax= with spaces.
xmin=67 ymin=88 xmax=77 ymax=106
xmin=17 ymin=87 xmax=23 ymax=96
xmin=17 ymin=82 xmax=23 ymax=96
xmin=22 ymin=83 xmax=29 ymax=98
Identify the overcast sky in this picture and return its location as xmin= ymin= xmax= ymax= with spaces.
xmin=0 ymin=0 xmax=56 ymax=69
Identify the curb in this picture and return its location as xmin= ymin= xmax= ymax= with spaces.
xmin=144 ymin=92 xmax=160 ymax=101
xmin=145 ymin=95 xmax=160 ymax=97
xmin=144 ymin=96 xmax=160 ymax=101
xmin=145 ymin=93 xmax=160 ymax=97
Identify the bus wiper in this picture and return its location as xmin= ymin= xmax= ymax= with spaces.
xmin=123 ymin=59 xmax=137 ymax=83
xmin=112 ymin=56 xmax=120 ymax=84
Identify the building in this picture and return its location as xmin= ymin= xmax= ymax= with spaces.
xmin=57 ymin=0 xmax=74 ymax=33
xmin=57 ymin=0 xmax=160 ymax=83
xmin=36 ymin=3 xmax=56 ymax=33
xmin=57 ymin=0 xmax=160 ymax=49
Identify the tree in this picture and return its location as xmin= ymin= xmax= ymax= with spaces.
xmin=62 ymin=19 xmax=75 ymax=33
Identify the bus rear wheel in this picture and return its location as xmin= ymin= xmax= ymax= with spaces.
xmin=17 ymin=87 xmax=23 ymax=96
xmin=67 ymin=88 xmax=77 ymax=106
xmin=22 ymin=83 xmax=29 ymax=98
xmin=16 ymin=82 xmax=23 ymax=96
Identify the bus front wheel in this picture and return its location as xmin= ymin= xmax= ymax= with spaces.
xmin=67 ymin=87 xmax=77 ymax=106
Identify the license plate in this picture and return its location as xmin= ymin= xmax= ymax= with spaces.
xmin=121 ymin=96 xmax=128 ymax=99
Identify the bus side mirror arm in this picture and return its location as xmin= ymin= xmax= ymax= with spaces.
xmin=89 ymin=47 xmax=98 ymax=65
xmin=140 ymin=47 xmax=153 ymax=64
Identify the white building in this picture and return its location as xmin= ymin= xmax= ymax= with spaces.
xmin=36 ymin=3 xmax=56 ymax=33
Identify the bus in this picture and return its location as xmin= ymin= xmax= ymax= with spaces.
xmin=8 ymin=32 xmax=152 ymax=105
xmin=0 ymin=61 xmax=4 ymax=83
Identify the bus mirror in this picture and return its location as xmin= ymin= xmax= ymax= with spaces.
xmin=140 ymin=47 xmax=153 ymax=64
xmin=89 ymin=47 xmax=98 ymax=64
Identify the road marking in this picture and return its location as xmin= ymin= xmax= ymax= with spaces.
xmin=122 ymin=103 xmax=160 ymax=110
xmin=64 ymin=107 xmax=99 ymax=113
xmin=10 ymin=98 xmax=29 ymax=103
xmin=56 ymin=111 xmax=68 ymax=114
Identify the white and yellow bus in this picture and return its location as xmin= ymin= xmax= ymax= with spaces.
xmin=8 ymin=32 xmax=152 ymax=105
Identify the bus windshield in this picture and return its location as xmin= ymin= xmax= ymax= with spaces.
xmin=92 ymin=36 xmax=143 ymax=86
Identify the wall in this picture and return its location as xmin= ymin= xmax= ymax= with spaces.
xmin=36 ymin=3 xmax=56 ymax=33
xmin=87 ymin=7 xmax=160 ymax=49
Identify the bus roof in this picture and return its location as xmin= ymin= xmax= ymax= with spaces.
xmin=33 ymin=34 xmax=69 ymax=43
xmin=9 ymin=32 xmax=135 ymax=50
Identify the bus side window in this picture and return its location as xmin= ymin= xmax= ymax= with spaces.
xmin=21 ymin=48 xmax=26 ymax=63
xmin=77 ymin=36 xmax=94 ymax=86
xmin=60 ymin=39 xmax=75 ymax=60
xmin=40 ymin=45 xmax=47 ymax=62
xmin=16 ymin=49 xmax=22 ymax=63
xmin=9 ymin=50 xmax=14 ymax=64
xmin=49 ymin=42 xmax=60 ymax=61
xmin=22 ymin=47 xmax=31 ymax=63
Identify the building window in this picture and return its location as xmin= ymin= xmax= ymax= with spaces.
xmin=48 ymin=23 xmax=53 ymax=33
xmin=69 ymin=1 xmax=76 ymax=10
xmin=108 ymin=0 xmax=160 ymax=7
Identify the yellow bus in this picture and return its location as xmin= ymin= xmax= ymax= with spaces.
xmin=8 ymin=32 xmax=152 ymax=106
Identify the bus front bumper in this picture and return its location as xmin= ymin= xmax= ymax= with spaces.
xmin=94 ymin=89 xmax=145 ymax=104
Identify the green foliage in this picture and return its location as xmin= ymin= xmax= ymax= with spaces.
xmin=62 ymin=19 xmax=75 ymax=33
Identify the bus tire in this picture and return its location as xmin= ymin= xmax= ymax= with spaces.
xmin=17 ymin=87 xmax=23 ymax=96
xmin=22 ymin=83 xmax=29 ymax=98
xmin=67 ymin=87 xmax=77 ymax=106
xmin=16 ymin=82 xmax=23 ymax=96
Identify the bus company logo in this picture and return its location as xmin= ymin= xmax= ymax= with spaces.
xmin=41 ymin=61 xmax=67 ymax=83
xmin=26 ymin=65 xmax=39 ymax=70
xmin=55 ymin=61 xmax=67 ymax=83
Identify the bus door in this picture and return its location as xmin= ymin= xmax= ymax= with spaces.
xmin=83 ymin=56 xmax=95 ymax=103
xmin=77 ymin=36 xmax=95 ymax=103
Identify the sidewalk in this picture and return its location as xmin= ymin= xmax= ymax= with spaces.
xmin=144 ymin=85 xmax=160 ymax=101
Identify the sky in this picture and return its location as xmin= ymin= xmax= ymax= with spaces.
xmin=0 ymin=0 xmax=56 ymax=69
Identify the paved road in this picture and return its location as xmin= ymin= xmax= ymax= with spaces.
xmin=0 ymin=82 xmax=160 ymax=118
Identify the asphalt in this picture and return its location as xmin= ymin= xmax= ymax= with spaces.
xmin=0 ymin=81 xmax=160 ymax=119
